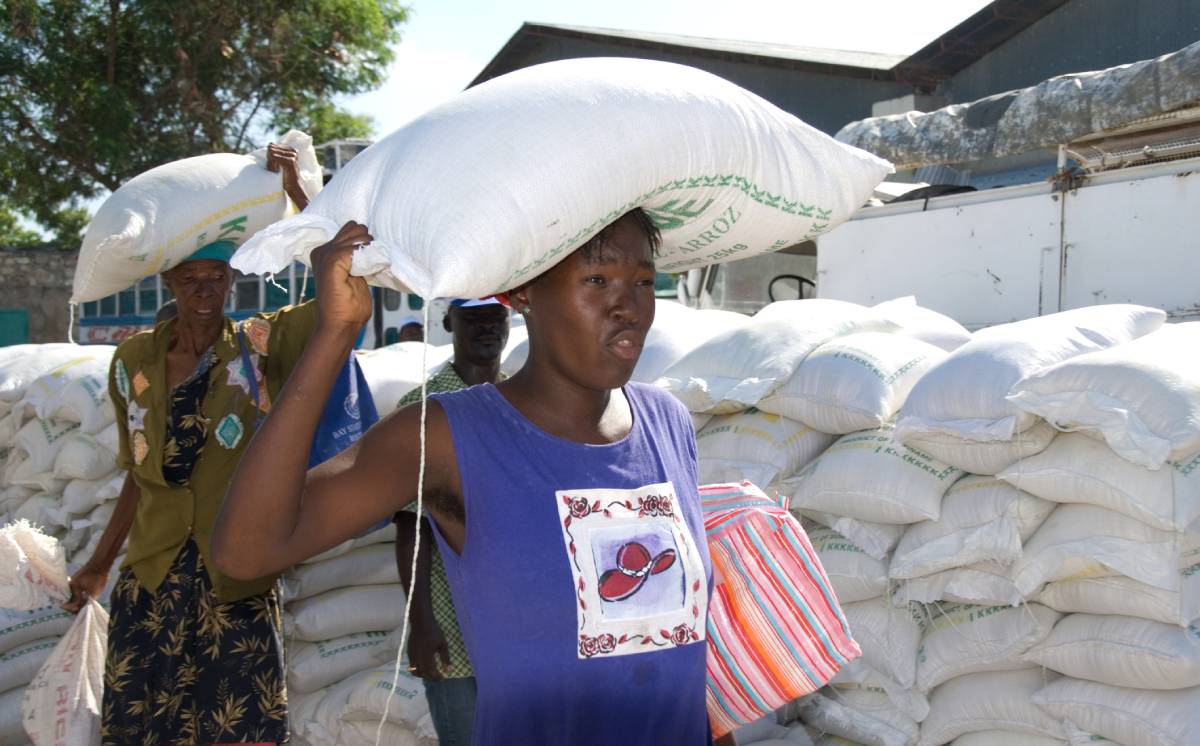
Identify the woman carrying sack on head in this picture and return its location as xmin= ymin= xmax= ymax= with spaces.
xmin=213 ymin=209 xmax=720 ymax=745
xmin=63 ymin=144 xmax=316 ymax=746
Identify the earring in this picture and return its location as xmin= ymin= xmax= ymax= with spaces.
xmin=522 ymin=306 xmax=532 ymax=314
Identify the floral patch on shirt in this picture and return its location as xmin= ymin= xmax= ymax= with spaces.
xmin=557 ymin=481 xmax=707 ymax=660
xmin=241 ymin=317 xmax=271 ymax=357
xmin=114 ymin=360 xmax=130 ymax=403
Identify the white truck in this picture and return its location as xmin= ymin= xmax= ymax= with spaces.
xmin=679 ymin=41 xmax=1200 ymax=326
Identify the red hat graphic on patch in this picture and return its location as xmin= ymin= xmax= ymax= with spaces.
xmin=598 ymin=541 xmax=677 ymax=602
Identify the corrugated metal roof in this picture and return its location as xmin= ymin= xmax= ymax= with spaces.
xmin=531 ymin=23 xmax=906 ymax=70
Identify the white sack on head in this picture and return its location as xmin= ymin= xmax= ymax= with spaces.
xmin=897 ymin=304 xmax=1165 ymax=445
xmin=232 ymin=58 xmax=891 ymax=300
xmin=889 ymin=477 xmax=1054 ymax=580
xmin=870 ymin=297 xmax=972 ymax=352
xmin=998 ymin=432 xmax=1200 ymax=531
xmin=73 ymin=129 xmax=321 ymax=303
xmin=1032 ymin=677 xmax=1200 ymax=746
xmin=695 ymin=408 xmax=834 ymax=490
xmin=658 ymin=299 xmax=895 ymax=414
xmin=1007 ymin=322 xmax=1200 ymax=470
xmin=783 ymin=423 xmax=964 ymax=525
xmin=758 ymin=332 xmax=946 ymax=434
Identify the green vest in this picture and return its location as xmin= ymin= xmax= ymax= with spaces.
xmin=109 ymin=301 xmax=317 ymax=601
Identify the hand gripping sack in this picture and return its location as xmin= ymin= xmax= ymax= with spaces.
xmin=699 ymin=482 xmax=860 ymax=738
xmin=231 ymin=57 xmax=892 ymax=300
xmin=73 ymin=129 xmax=321 ymax=303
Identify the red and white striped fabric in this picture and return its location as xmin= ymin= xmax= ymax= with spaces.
xmin=700 ymin=481 xmax=860 ymax=737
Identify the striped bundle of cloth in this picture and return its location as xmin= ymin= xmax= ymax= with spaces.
xmin=700 ymin=481 xmax=860 ymax=737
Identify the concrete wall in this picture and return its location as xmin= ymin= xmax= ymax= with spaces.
xmin=0 ymin=247 xmax=77 ymax=344
xmin=502 ymin=37 xmax=913 ymax=136
xmin=942 ymin=0 xmax=1200 ymax=103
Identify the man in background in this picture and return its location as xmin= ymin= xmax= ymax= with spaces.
xmin=392 ymin=297 xmax=509 ymax=746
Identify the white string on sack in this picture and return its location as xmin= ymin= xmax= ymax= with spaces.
xmin=66 ymin=302 xmax=77 ymax=344
xmin=376 ymin=300 xmax=431 ymax=746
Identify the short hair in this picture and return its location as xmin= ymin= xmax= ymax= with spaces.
xmin=578 ymin=207 xmax=662 ymax=263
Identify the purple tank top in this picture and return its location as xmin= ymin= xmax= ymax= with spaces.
xmin=429 ymin=382 xmax=712 ymax=746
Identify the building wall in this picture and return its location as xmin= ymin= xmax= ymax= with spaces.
xmin=0 ymin=247 xmax=77 ymax=344
xmin=503 ymin=37 xmax=912 ymax=135
xmin=942 ymin=0 xmax=1200 ymax=103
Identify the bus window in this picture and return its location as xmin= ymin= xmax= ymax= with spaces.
xmin=100 ymin=295 xmax=117 ymax=317
xmin=119 ymin=288 xmax=136 ymax=315
xmin=234 ymin=274 xmax=260 ymax=311
xmin=138 ymin=277 xmax=158 ymax=314
xmin=408 ymin=294 xmax=423 ymax=311
xmin=384 ymin=326 xmax=400 ymax=345
xmin=383 ymin=289 xmax=401 ymax=311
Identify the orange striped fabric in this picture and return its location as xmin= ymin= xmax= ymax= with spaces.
xmin=701 ymin=481 xmax=860 ymax=737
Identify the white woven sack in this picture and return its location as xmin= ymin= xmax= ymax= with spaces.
xmin=21 ymin=598 xmax=108 ymax=746
xmin=62 ymin=473 xmax=121 ymax=517
xmin=842 ymin=599 xmax=922 ymax=690
xmin=0 ymin=520 xmax=69 ymax=610
xmin=95 ymin=421 xmax=120 ymax=455
xmin=899 ymin=419 xmax=1058 ymax=476
xmin=285 ymin=584 xmax=404 ymax=642
xmin=950 ymin=733 xmax=1066 ymax=746
xmin=304 ymin=522 xmax=396 ymax=565
xmin=293 ymin=673 xmax=360 ymax=746
xmin=897 ymin=304 xmax=1165 ymax=445
xmin=14 ymin=494 xmax=66 ymax=531
xmin=1010 ymin=503 xmax=1198 ymax=597
xmin=658 ymin=299 xmax=896 ymax=414
xmin=0 ymin=636 xmax=58 ymax=692
xmin=0 ymin=344 xmax=103 ymax=405
xmin=53 ymin=433 xmax=116 ymax=481
xmin=914 ymin=602 xmax=1060 ymax=692
xmin=0 ymin=603 xmax=73 ymax=655
xmin=783 ymin=423 xmax=965 ymax=524
xmin=889 ymin=477 xmax=1054 ymax=580
xmin=797 ymin=692 xmax=912 ymax=746
xmin=282 ymin=543 xmax=400 ymax=602
xmin=1008 ymin=322 xmax=1200 ymax=470
xmin=54 ymin=371 xmax=116 ymax=435
xmin=999 ymin=433 xmax=1200 ymax=531
xmin=1023 ymin=613 xmax=1200 ymax=690
xmin=807 ymin=527 xmax=888 ymax=604
xmin=287 ymin=630 xmax=397 ymax=695
xmin=1036 ymin=560 xmax=1200 ymax=627
xmin=22 ymin=352 xmax=113 ymax=422
xmin=631 ymin=303 xmax=748 ymax=385
xmin=354 ymin=343 xmax=453 ymax=414
xmin=338 ymin=665 xmax=434 ymax=737
xmin=0 ymin=408 xmax=23 ymax=446
xmin=871 ymin=297 xmax=972 ymax=353
xmin=921 ymin=669 xmax=1065 ymax=746
xmin=796 ymin=511 xmax=904 ymax=561
xmin=1032 ymin=678 xmax=1200 ymax=746
xmin=829 ymin=659 xmax=930 ymax=723
xmin=232 ymin=58 xmax=891 ymax=300
xmin=760 ymin=332 xmax=945 ymax=434
xmin=892 ymin=562 xmax=1023 ymax=609
xmin=73 ymin=130 xmax=320 ymax=303
xmin=829 ymin=688 xmax=920 ymax=746
xmin=0 ymin=687 xmax=24 ymax=746
xmin=15 ymin=418 xmax=80 ymax=474
xmin=9 ymin=458 xmax=66 ymax=495
xmin=696 ymin=409 xmax=835 ymax=490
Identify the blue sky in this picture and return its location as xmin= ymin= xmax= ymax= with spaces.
xmin=343 ymin=0 xmax=994 ymax=137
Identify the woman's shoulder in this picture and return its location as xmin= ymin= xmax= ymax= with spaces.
xmin=627 ymin=382 xmax=692 ymax=430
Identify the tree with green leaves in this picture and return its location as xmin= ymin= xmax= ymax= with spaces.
xmin=0 ymin=0 xmax=406 ymax=247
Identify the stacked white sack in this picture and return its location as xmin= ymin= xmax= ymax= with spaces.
xmin=231 ymin=57 xmax=891 ymax=302
xmin=896 ymin=304 xmax=1165 ymax=475
xmin=282 ymin=524 xmax=436 ymax=744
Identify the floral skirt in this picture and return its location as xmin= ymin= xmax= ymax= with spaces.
xmin=101 ymin=539 xmax=288 ymax=746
